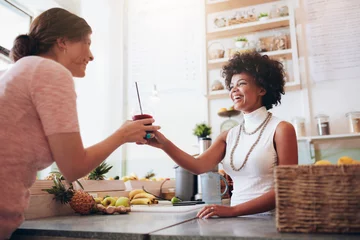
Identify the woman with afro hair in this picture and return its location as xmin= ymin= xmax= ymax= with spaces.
xmin=148 ymin=51 xmax=298 ymax=218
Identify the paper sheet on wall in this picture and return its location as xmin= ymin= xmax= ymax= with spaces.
xmin=304 ymin=0 xmax=360 ymax=83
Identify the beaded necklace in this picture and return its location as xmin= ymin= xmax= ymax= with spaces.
xmin=229 ymin=112 xmax=272 ymax=171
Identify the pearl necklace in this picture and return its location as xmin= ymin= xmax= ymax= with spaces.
xmin=230 ymin=112 xmax=272 ymax=171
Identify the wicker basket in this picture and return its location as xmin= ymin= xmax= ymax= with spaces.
xmin=275 ymin=165 xmax=360 ymax=233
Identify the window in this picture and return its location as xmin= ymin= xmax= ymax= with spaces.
xmin=0 ymin=0 xmax=31 ymax=66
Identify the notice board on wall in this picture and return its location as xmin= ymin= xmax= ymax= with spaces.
xmin=304 ymin=0 xmax=360 ymax=83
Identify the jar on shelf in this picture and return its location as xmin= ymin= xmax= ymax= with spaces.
xmin=292 ymin=117 xmax=306 ymax=137
xmin=270 ymin=5 xmax=279 ymax=19
xmin=279 ymin=5 xmax=289 ymax=17
xmin=315 ymin=114 xmax=330 ymax=136
xmin=345 ymin=111 xmax=360 ymax=133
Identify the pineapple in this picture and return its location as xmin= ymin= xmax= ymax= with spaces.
xmin=43 ymin=176 xmax=95 ymax=215
xmin=88 ymin=162 xmax=113 ymax=180
xmin=145 ymin=170 xmax=155 ymax=180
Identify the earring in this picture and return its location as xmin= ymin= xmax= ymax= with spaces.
xmin=63 ymin=49 xmax=67 ymax=55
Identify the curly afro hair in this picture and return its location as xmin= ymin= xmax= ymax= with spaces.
xmin=222 ymin=51 xmax=285 ymax=110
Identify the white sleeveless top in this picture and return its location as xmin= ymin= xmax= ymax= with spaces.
xmin=222 ymin=106 xmax=282 ymax=207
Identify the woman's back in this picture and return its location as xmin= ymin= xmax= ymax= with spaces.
xmin=0 ymin=56 xmax=79 ymax=238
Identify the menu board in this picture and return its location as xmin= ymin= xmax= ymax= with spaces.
xmin=304 ymin=0 xmax=360 ymax=82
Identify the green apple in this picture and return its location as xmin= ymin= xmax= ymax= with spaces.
xmin=101 ymin=197 xmax=116 ymax=207
xmin=171 ymin=197 xmax=182 ymax=204
xmin=115 ymin=197 xmax=130 ymax=207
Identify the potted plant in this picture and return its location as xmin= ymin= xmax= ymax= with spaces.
xmin=258 ymin=12 xmax=269 ymax=21
xmin=193 ymin=123 xmax=212 ymax=140
xmin=235 ymin=37 xmax=248 ymax=49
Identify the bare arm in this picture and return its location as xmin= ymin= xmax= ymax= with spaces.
xmin=148 ymin=130 xmax=229 ymax=175
xmin=47 ymin=119 xmax=160 ymax=183
xmin=233 ymin=121 xmax=298 ymax=215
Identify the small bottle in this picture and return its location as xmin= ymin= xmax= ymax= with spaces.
xmin=315 ymin=114 xmax=330 ymax=136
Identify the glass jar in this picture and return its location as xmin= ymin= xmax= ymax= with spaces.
xmin=345 ymin=111 xmax=360 ymax=133
xmin=270 ymin=5 xmax=279 ymax=19
xmin=315 ymin=114 xmax=330 ymax=136
xmin=292 ymin=117 xmax=306 ymax=137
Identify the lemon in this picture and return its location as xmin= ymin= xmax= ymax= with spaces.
xmin=352 ymin=159 xmax=360 ymax=164
xmin=337 ymin=156 xmax=353 ymax=165
xmin=314 ymin=160 xmax=332 ymax=165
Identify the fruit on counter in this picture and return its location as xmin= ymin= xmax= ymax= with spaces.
xmin=69 ymin=191 xmax=95 ymax=215
xmin=43 ymin=176 xmax=95 ymax=215
xmin=171 ymin=197 xmax=182 ymax=204
xmin=314 ymin=156 xmax=360 ymax=166
xmin=121 ymin=172 xmax=139 ymax=182
xmin=337 ymin=156 xmax=354 ymax=165
xmin=94 ymin=197 xmax=103 ymax=204
xmin=121 ymin=176 xmax=130 ymax=182
xmin=101 ymin=197 xmax=116 ymax=207
xmin=133 ymin=193 xmax=156 ymax=202
xmin=114 ymin=176 xmax=120 ymax=180
xmin=314 ymin=160 xmax=332 ymax=165
xmin=130 ymin=198 xmax=152 ymax=205
xmin=88 ymin=161 xmax=113 ymax=180
xmin=105 ymin=206 xmax=116 ymax=214
xmin=121 ymin=171 xmax=168 ymax=182
xmin=95 ymin=204 xmax=130 ymax=214
xmin=129 ymin=189 xmax=145 ymax=199
xmin=218 ymin=107 xmax=227 ymax=113
xmin=128 ymin=189 xmax=158 ymax=205
xmin=115 ymin=197 xmax=130 ymax=207
xmin=129 ymin=172 xmax=138 ymax=180
xmin=108 ymin=177 xmax=114 ymax=180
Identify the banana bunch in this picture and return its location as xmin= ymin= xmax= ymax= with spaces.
xmin=129 ymin=189 xmax=158 ymax=205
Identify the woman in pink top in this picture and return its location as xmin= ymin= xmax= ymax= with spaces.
xmin=0 ymin=8 xmax=159 ymax=239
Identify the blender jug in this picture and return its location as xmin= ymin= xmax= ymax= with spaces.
xmin=200 ymin=172 xmax=228 ymax=204
xmin=174 ymin=165 xmax=197 ymax=201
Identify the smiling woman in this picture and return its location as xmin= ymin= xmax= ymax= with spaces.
xmin=146 ymin=51 xmax=298 ymax=219
xmin=0 ymin=7 xmax=160 ymax=239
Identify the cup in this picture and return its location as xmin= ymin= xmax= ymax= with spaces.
xmin=132 ymin=113 xmax=153 ymax=139
xmin=200 ymin=172 xmax=229 ymax=204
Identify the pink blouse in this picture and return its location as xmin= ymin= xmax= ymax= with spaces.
xmin=0 ymin=56 xmax=79 ymax=239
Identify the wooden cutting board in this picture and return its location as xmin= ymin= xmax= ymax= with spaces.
xmin=130 ymin=201 xmax=205 ymax=213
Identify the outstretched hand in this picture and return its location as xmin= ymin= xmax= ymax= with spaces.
xmin=145 ymin=130 xmax=169 ymax=149
xmin=118 ymin=118 xmax=160 ymax=144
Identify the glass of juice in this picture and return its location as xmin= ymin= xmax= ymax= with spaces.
xmin=131 ymin=110 xmax=154 ymax=139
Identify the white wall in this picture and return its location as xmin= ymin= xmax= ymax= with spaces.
xmin=76 ymin=0 xmax=125 ymax=177
xmin=124 ymin=0 xmax=207 ymax=179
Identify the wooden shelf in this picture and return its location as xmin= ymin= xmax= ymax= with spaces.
xmin=206 ymin=0 xmax=276 ymax=14
xmin=206 ymin=82 xmax=300 ymax=100
xmin=207 ymin=16 xmax=290 ymax=40
xmin=297 ymin=133 xmax=360 ymax=142
xmin=208 ymin=49 xmax=293 ymax=69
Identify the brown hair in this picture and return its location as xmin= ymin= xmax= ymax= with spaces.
xmin=10 ymin=8 xmax=92 ymax=62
